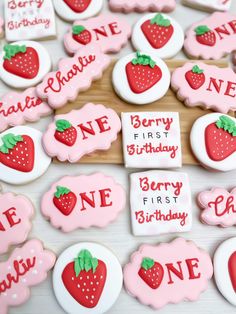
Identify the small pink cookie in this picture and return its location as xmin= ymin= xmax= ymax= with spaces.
xmin=198 ymin=187 xmax=236 ymax=227
xmin=182 ymin=0 xmax=232 ymax=12
xmin=123 ymin=238 xmax=213 ymax=310
xmin=41 ymin=173 xmax=126 ymax=232
xmin=109 ymin=0 xmax=176 ymax=13
xmin=184 ymin=12 xmax=236 ymax=60
xmin=0 ymin=87 xmax=52 ymax=132
xmin=42 ymin=103 xmax=121 ymax=162
xmin=36 ymin=44 xmax=110 ymax=109
xmin=64 ymin=14 xmax=131 ymax=55
xmin=0 ymin=239 xmax=56 ymax=314
xmin=0 ymin=192 xmax=34 ymax=254
xmin=171 ymin=62 xmax=236 ymax=113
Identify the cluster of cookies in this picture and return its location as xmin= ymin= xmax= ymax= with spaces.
xmin=0 ymin=0 xmax=236 ymax=313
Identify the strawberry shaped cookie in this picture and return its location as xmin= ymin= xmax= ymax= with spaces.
xmin=54 ymin=120 xmax=77 ymax=146
xmin=53 ymin=242 xmax=123 ymax=313
xmin=112 ymin=52 xmax=170 ymax=104
xmin=138 ymin=258 xmax=164 ymax=289
xmin=185 ymin=65 xmax=205 ymax=90
xmin=0 ymin=41 xmax=51 ymax=89
xmin=132 ymin=13 xmax=184 ymax=59
xmin=53 ymin=186 xmax=77 ymax=216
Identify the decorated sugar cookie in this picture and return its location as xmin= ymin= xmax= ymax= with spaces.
xmin=182 ymin=0 xmax=231 ymax=12
xmin=42 ymin=103 xmax=121 ymax=162
xmin=184 ymin=12 xmax=236 ymax=59
xmin=190 ymin=113 xmax=236 ymax=172
xmin=130 ymin=170 xmax=192 ymax=236
xmin=0 ymin=17 xmax=4 ymax=38
xmin=0 ymin=239 xmax=55 ymax=314
xmin=124 ymin=238 xmax=213 ymax=310
xmin=41 ymin=173 xmax=126 ymax=232
xmin=171 ymin=62 xmax=236 ymax=113
xmin=64 ymin=14 xmax=131 ymax=55
xmin=53 ymin=0 xmax=103 ymax=22
xmin=198 ymin=187 xmax=236 ymax=227
xmin=112 ymin=52 xmax=170 ymax=105
xmin=0 ymin=192 xmax=34 ymax=254
xmin=122 ymin=112 xmax=182 ymax=168
xmin=4 ymin=0 xmax=56 ymax=41
xmin=132 ymin=13 xmax=184 ymax=59
xmin=0 ymin=88 xmax=52 ymax=132
xmin=109 ymin=0 xmax=176 ymax=13
xmin=0 ymin=41 xmax=51 ymax=89
xmin=36 ymin=44 xmax=110 ymax=109
xmin=53 ymin=242 xmax=123 ymax=313
xmin=0 ymin=126 xmax=51 ymax=185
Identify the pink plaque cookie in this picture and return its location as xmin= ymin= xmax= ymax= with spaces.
xmin=0 ymin=87 xmax=52 ymax=132
xmin=124 ymin=238 xmax=213 ymax=310
xmin=198 ymin=187 xmax=236 ymax=227
xmin=182 ymin=0 xmax=232 ymax=12
xmin=36 ymin=44 xmax=110 ymax=109
xmin=184 ymin=12 xmax=236 ymax=59
xmin=64 ymin=14 xmax=131 ymax=55
xmin=171 ymin=62 xmax=236 ymax=113
xmin=42 ymin=103 xmax=121 ymax=162
xmin=109 ymin=0 xmax=176 ymax=13
xmin=41 ymin=173 xmax=126 ymax=232
xmin=0 ymin=239 xmax=56 ymax=314
xmin=0 ymin=192 xmax=34 ymax=254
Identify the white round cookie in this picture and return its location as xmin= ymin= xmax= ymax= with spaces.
xmin=53 ymin=242 xmax=123 ymax=314
xmin=53 ymin=0 xmax=104 ymax=22
xmin=214 ymin=237 xmax=236 ymax=306
xmin=132 ymin=13 xmax=184 ymax=59
xmin=0 ymin=126 xmax=51 ymax=185
xmin=112 ymin=51 xmax=170 ymax=105
xmin=0 ymin=41 xmax=51 ymax=89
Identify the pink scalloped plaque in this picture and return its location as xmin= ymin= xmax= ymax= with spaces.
xmin=124 ymin=238 xmax=213 ymax=310
xmin=0 ymin=88 xmax=52 ymax=132
xmin=184 ymin=12 xmax=236 ymax=59
xmin=0 ymin=192 xmax=34 ymax=254
xmin=198 ymin=187 xmax=236 ymax=227
xmin=171 ymin=62 xmax=236 ymax=113
xmin=0 ymin=239 xmax=56 ymax=314
xmin=109 ymin=0 xmax=176 ymax=13
xmin=42 ymin=103 xmax=121 ymax=162
xmin=36 ymin=44 xmax=110 ymax=109
xmin=64 ymin=14 xmax=131 ymax=55
xmin=41 ymin=173 xmax=126 ymax=232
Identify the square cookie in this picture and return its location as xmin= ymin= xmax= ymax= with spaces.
xmin=130 ymin=170 xmax=192 ymax=236
xmin=122 ymin=112 xmax=182 ymax=168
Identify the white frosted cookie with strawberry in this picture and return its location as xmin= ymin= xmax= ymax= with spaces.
xmin=112 ymin=52 xmax=170 ymax=105
xmin=53 ymin=0 xmax=103 ymax=22
xmin=132 ymin=13 xmax=184 ymax=59
xmin=53 ymin=242 xmax=123 ymax=313
xmin=182 ymin=0 xmax=231 ymax=12
xmin=0 ymin=41 xmax=51 ymax=89
xmin=190 ymin=113 xmax=236 ymax=171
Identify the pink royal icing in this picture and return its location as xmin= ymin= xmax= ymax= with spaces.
xmin=0 ymin=239 xmax=56 ymax=314
xmin=109 ymin=0 xmax=176 ymax=13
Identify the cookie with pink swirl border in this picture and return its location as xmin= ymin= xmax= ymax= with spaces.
xmin=123 ymin=238 xmax=213 ymax=310
xmin=171 ymin=62 xmax=236 ymax=113
xmin=184 ymin=12 xmax=236 ymax=60
xmin=182 ymin=0 xmax=231 ymax=12
xmin=64 ymin=14 xmax=131 ymax=55
xmin=198 ymin=187 xmax=236 ymax=227
xmin=0 ymin=239 xmax=56 ymax=314
xmin=41 ymin=173 xmax=126 ymax=232
xmin=36 ymin=44 xmax=110 ymax=109
xmin=42 ymin=103 xmax=121 ymax=162
xmin=109 ymin=0 xmax=176 ymax=13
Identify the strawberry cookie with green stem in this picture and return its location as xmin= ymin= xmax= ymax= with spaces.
xmin=132 ymin=13 xmax=184 ymax=59
xmin=112 ymin=51 xmax=170 ymax=104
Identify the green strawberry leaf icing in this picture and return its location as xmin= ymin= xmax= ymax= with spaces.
xmin=0 ymin=134 xmax=23 ymax=154
xmin=3 ymin=44 xmax=27 ymax=60
xmin=151 ymin=13 xmax=171 ymax=27
xmin=216 ymin=115 xmax=236 ymax=136
xmin=192 ymin=65 xmax=204 ymax=74
xmin=141 ymin=257 xmax=155 ymax=270
xmin=72 ymin=25 xmax=86 ymax=35
xmin=74 ymin=249 xmax=99 ymax=277
xmin=54 ymin=186 xmax=71 ymax=198
xmin=194 ymin=25 xmax=211 ymax=36
xmin=55 ymin=119 xmax=72 ymax=132
xmin=131 ymin=51 xmax=156 ymax=68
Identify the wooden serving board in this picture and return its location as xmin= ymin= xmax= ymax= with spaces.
xmin=55 ymin=59 xmax=229 ymax=165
